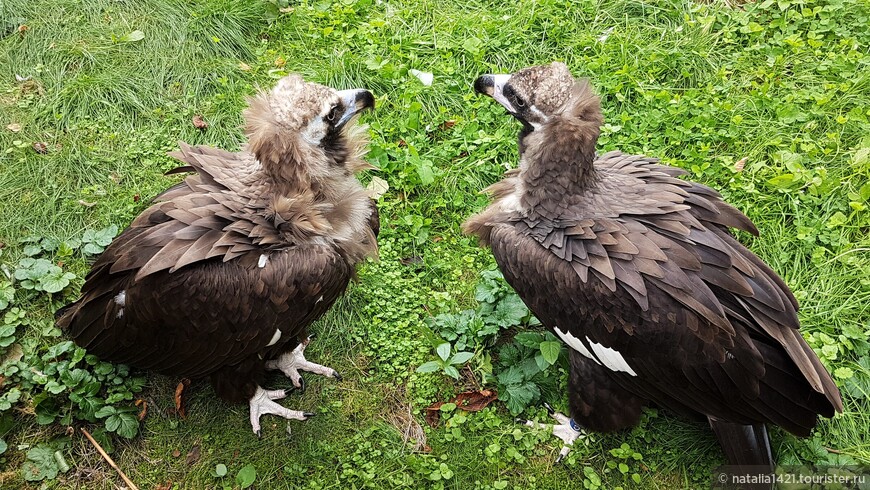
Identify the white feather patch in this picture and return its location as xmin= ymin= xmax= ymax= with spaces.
xmin=301 ymin=116 xmax=326 ymax=145
xmin=114 ymin=290 xmax=126 ymax=306
xmin=267 ymin=328 xmax=282 ymax=347
xmin=586 ymin=336 xmax=637 ymax=376
xmin=116 ymin=308 xmax=124 ymax=319
xmin=553 ymin=327 xmax=637 ymax=376
xmin=553 ymin=327 xmax=600 ymax=366
xmin=258 ymin=254 xmax=268 ymax=268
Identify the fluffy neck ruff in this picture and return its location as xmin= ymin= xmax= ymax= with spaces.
xmin=518 ymin=80 xmax=603 ymax=210
xmin=242 ymin=91 xmax=377 ymax=262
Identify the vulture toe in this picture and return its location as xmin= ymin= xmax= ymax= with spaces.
xmin=57 ymin=74 xmax=379 ymax=435
xmin=464 ymin=62 xmax=842 ymax=469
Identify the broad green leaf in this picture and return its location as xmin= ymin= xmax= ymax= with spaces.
xmin=22 ymin=445 xmax=59 ymax=481
xmin=449 ymin=351 xmax=474 ymax=365
xmin=443 ymin=365 xmax=460 ymax=379
xmin=106 ymin=412 xmax=139 ymax=438
xmin=237 ymin=464 xmax=257 ymax=489
xmin=94 ymin=406 xmax=116 ymax=419
xmin=539 ymin=341 xmax=561 ymax=365
xmin=436 ymin=342 xmax=451 ymax=362
xmin=416 ymin=361 xmax=441 ymax=373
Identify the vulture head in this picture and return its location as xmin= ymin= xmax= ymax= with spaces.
xmin=244 ymin=74 xmax=376 ymax=188
xmin=474 ymin=62 xmax=603 ymax=186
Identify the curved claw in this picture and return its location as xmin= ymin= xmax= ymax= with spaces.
xmin=331 ymin=371 xmax=343 ymax=382
xmin=543 ymin=402 xmax=556 ymax=415
xmin=303 ymin=412 xmax=316 ymax=418
xmin=555 ymin=446 xmax=571 ymax=463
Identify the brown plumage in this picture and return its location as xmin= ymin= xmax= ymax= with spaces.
xmin=57 ymin=74 xmax=379 ymax=435
xmin=466 ymin=62 xmax=842 ymax=467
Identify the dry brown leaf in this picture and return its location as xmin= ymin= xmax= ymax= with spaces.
xmin=133 ymin=193 xmax=141 ymax=203
xmin=171 ymin=449 xmax=181 ymax=458
xmin=192 ymin=115 xmax=208 ymax=130
xmin=134 ymin=399 xmax=148 ymax=421
xmin=453 ymin=390 xmax=498 ymax=411
xmin=274 ymin=56 xmax=286 ymax=68
xmin=78 ymin=200 xmax=97 ymax=207
xmin=185 ymin=445 xmax=201 ymax=465
xmin=734 ymin=157 xmax=748 ymax=172
xmin=32 ymin=142 xmax=48 ymax=154
xmin=18 ymin=25 xmax=29 ymax=33
xmin=424 ymin=390 xmax=498 ymax=428
xmin=6 ymin=123 xmax=21 ymax=132
xmin=439 ymin=120 xmax=456 ymax=131
xmin=155 ymin=482 xmax=173 ymax=490
xmin=424 ymin=402 xmax=443 ymax=428
xmin=174 ymin=378 xmax=191 ymax=419
xmin=238 ymin=62 xmax=252 ymax=71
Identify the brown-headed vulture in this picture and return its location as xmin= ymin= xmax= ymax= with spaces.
xmin=464 ymin=62 xmax=842 ymax=467
xmin=57 ymin=74 xmax=378 ymax=436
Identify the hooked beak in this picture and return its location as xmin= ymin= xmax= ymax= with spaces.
xmin=335 ymin=89 xmax=375 ymax=130
xmin=474 ymin=74 xmax=516 ymax=114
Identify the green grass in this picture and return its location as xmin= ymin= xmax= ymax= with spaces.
xmin=1 ymin=0 xmax=869 ymax=487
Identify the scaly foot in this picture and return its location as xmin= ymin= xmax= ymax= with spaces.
xmin=264 ymin=335 xmax=342 ymax=391
xmin=248 ymin=386 xmax=315 ymax=437
xmin=520 ymin=403 xmax=585 ymax=462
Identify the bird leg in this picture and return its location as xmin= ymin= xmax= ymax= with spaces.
xmin=264 ymin=336 xmax=342 ymax=391
xmin=249 ymin=386 xmax=315 ymax=437
xmin=520 ymin=402 xmax=585 ymax=463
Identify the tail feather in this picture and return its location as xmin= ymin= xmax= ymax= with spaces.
xmin=709 ymin=418 xmax=773 ymax=469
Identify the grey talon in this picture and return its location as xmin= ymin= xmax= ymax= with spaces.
xmin=332 ymin=371 xmax=343 ymax=381
xmin=256 ymin=429 xmax=262 ymax=439
xmin=543 ymin=402 xmax=555 ymax=415
xmin=303 ymin=412 xmax=316 ymax=418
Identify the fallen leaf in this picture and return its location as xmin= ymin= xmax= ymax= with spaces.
xmin=155 ymin=482 xmax=173 ymax=490
xmin=32 ymin=142 xmax=48 ymax=154
xmin=172 ymin=449 xmax=181 ymax=458
xmin=366 ymin=176 xmax=389 ymax=200
xmin=77 ymin=200 xmax=97 ymax=207
xmin=232 ymin=449 xmax=240 ymax=460
xmin=174 ymin=378 xmax=191 ymax=419
xmin=238 ymin=62 xmax=251 ymax=71
xmin=424 ymin=390 xmax=498 ymax=428
xmin=400 ymin=256 xmax=423 ymax=267
xmin=408 ymin=69 xmax=433 ymax=86
xmin=15 ymin=74 xmax=32 ymax=82
xmin=135 ymin=399 xmax=148 ymax=421
xmin=274 ymin=56 xmax=286 ymax=68
xmin=424 ymin=402 xmax=444 ymax=428
xmin=397 ymin=139 xmax=407 ymax=147
xmin=185 ymin=444 xmax=201 ymax=465
xmin=119 ymin=30 xmax=145 ymax=43
xmin=192 ymin=115 xmax=208 ymax=130
xmin=439 ymin=120 xmax=456 ymax=131
xmin=453 ymin=390 xmax=498 ymax=411
xmin=18 ymin=25 xmax=29 ymax=33
xmin=734 ymin=157 xmax=748 ymax=172
xmin=133 ymin=194 xmax=140 ymax=203
xmin=109 ymin=172 xmax=122 ymax=184
xmin=6 ymin=123 xmax=21 ymax=132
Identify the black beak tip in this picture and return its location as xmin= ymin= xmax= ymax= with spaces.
xmin=358 ymin=90 xmax=375 ymax=110
xmin=474 ymin=75 xmax=494 ymax=95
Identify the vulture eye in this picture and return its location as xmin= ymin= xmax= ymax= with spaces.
xmin=513 ymin=95 xmax=526 ymax=108
xmin=326 ymin=105 xmax=340 ymax=122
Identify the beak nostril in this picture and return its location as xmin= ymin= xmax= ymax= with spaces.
xmin=474 ymin=75 xmax=495 ymax=95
